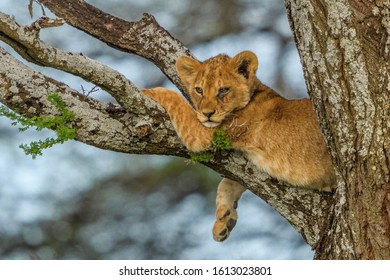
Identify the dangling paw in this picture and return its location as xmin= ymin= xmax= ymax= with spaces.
xmin=212 ymin=203 xmax=238 ymax=242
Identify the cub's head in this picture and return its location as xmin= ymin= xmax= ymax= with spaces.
xmin=176 ymin=51 xmax=258 ymax=128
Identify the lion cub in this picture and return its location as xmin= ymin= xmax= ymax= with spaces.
xmin=142 ymin=51 xmax=335 ymax=241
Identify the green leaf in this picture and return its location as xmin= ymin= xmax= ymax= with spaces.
xmin=190 ymin=152 xmax=214 ymax=163
xmin=211 ymin=127 xmax=232 ymax=151
xmin=0 ymin=93 xmax=77 ymax=159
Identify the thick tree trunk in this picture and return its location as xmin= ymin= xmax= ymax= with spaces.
xmin=285 ymin=0 xmax=390 ymax=259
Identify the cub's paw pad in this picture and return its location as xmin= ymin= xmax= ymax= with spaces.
xmin=212 ymin=205 xmax=238 ymax=242
xmin=321 ymin=185 xmax=335 ymax=193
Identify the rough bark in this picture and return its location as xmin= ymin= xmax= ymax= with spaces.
xmin=0 ymin=0 xmax=388 ymax=259
xmin=285 ymin=0 xmax=390 ymax=259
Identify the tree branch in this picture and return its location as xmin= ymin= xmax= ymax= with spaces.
xmin=0 ymin=46 xmax=185 ymax=157
xmin=0 ymin=2 xmax=334 ymax=247
xmin=0 ymin=11 xmax=154 ymax=115
xmin=37 ymin=0 xmax=194 ymax=101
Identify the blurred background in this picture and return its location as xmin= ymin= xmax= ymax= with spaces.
xmin=0 ymin=0 xmax=313 ymax=259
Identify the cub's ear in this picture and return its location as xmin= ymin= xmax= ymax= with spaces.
xmin=230 ymin=51 xmax=258 ymax=83
xmin=176 ymin=56 xmax=201 ymax=87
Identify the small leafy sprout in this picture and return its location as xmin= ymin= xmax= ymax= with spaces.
xmin=190 ymin=127 xmax=232 ymax=163
xmin=0 ymin=93 xmax=76 ymax=159
xmin=190 ymin=152 xmax=214 ymax=163
xmin=211 ymin=127 xmax=232 ymax=151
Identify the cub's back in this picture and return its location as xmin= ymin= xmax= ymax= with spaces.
xmin=231 ymin=88 xmax=335 ymax=189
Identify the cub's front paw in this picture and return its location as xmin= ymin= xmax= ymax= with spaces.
xmin=141 ymin=87 xmax=165 ymax=102
xmin=212 ymin=204 xmax=238 ymax=242
xmin=141 ymin=87 xmax=181 ymax=108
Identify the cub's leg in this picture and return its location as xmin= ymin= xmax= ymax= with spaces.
xmin=213 ymin=178 xmax=246 ymax=241
xmin=142 ymin=87 xmax=215 ymax=152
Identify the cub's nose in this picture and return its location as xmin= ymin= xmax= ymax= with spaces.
xmin=203 ymin=111 xmax=215 ymax=119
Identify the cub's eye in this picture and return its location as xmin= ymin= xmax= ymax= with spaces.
xmin=218 ymin=87 xmax=230 ymax=98
xmin=194 ymin=87 xmax=203 ymax=95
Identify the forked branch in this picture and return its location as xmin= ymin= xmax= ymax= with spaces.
xmin=0 ymin=1 xmax=334 ymax=247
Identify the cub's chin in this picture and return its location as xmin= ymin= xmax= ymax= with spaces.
xmin=202 ymin=121 xmax=220 ymax=128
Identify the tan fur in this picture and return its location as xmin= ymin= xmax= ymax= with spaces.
xmin=142 ymin=51 xmax=336 ymax=241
